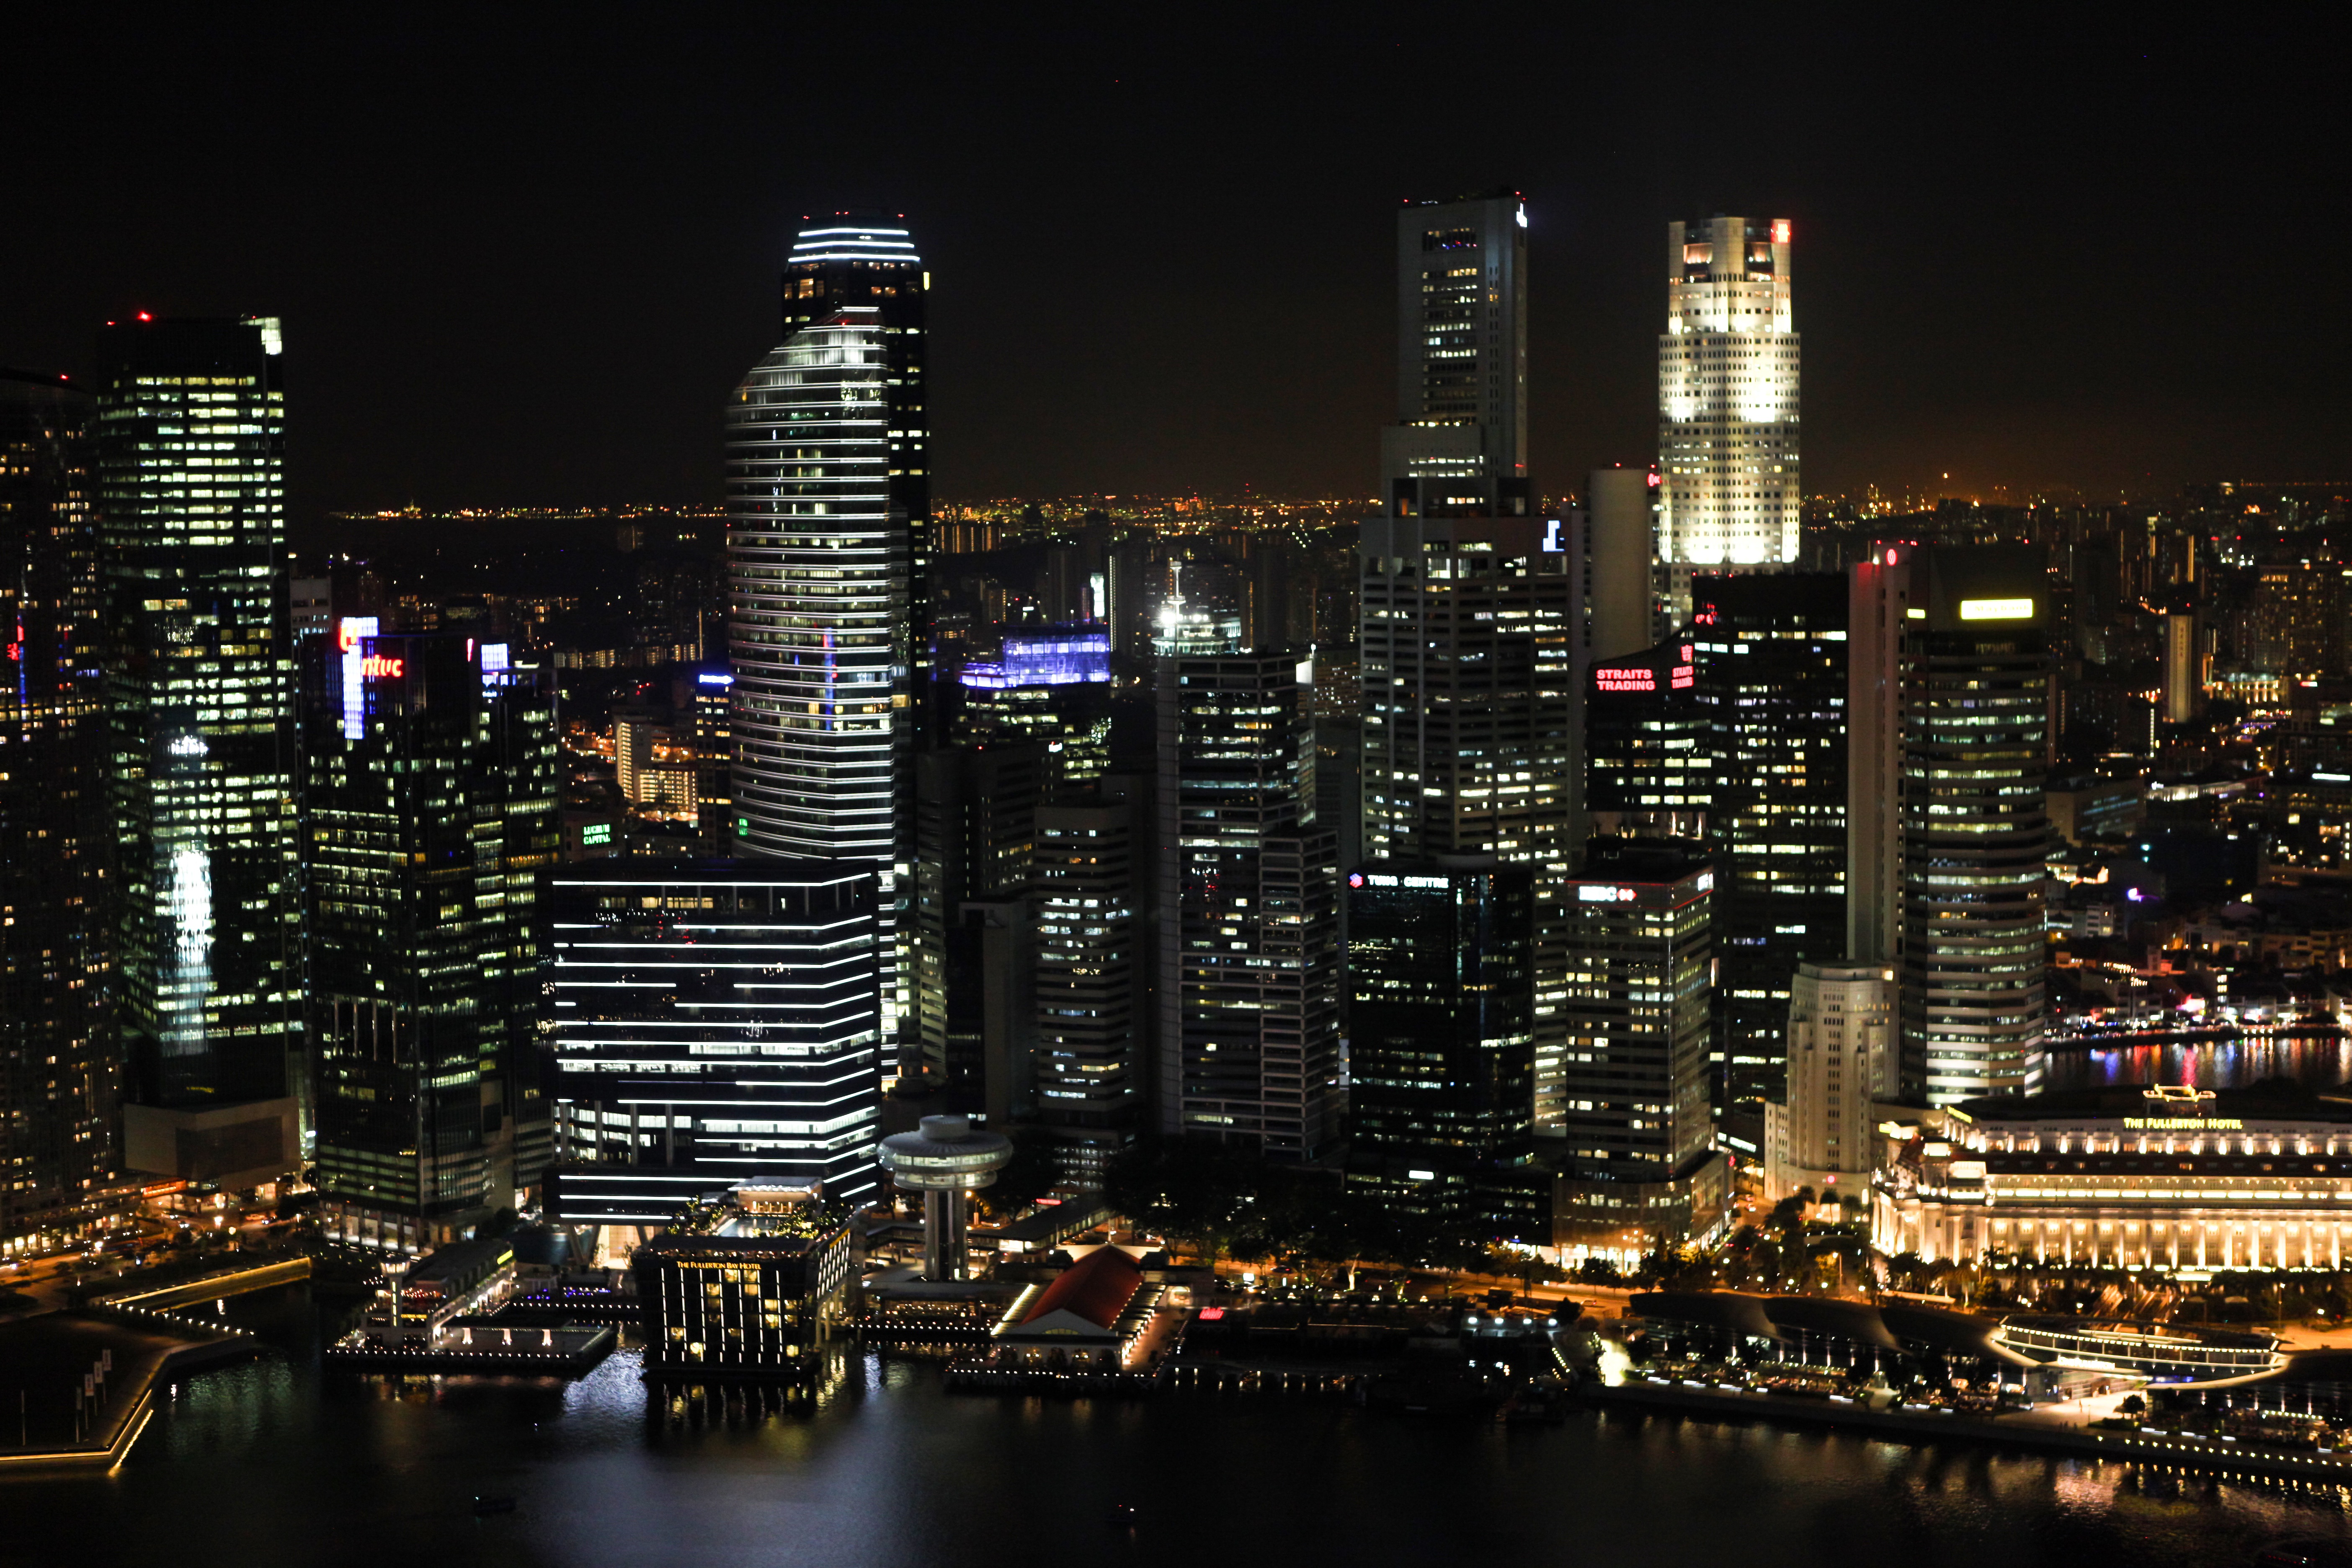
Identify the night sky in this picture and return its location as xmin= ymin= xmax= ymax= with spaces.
xmin=1 ymin=13 xmax=2340 ymax=513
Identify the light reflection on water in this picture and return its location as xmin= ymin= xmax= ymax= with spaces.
xmin=2047 ymin=1033 xmax=2352 ymax=1093
xmin=7 ymin=1291 xmax=2352 ymax=1566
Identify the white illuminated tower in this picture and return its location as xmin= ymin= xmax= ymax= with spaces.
xmin=727 ymin=304 xmax=910 ymax=1035
xmin=1657 ymin=216 xmax=1800 ymax=598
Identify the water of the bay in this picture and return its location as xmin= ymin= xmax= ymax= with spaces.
xmin=2045 ymin=1032 xmax=2352 ymax=1095
xmin=5 ymin=1283 xmax=2351 ymax=1568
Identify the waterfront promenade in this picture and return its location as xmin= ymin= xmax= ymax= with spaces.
xmin=1594 ymin=1373 xmax=2352 ymax=1485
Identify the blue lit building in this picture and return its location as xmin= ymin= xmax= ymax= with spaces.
xmin=954 ymin=623 xmax=1114 ymax=794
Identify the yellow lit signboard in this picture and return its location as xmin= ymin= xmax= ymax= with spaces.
xmin=1958 ymin=598 xmax=2035 ymax=621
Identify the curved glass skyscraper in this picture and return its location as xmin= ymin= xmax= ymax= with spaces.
xmin=726 ymin=305 xmax=903 ymax=865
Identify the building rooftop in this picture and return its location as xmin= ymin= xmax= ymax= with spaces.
xmin=1018 ymin=1246 xmax=1144 ymax=1333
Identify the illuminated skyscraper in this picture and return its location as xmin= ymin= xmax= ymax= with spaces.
xmin=781 ymin=213 xmax=928 ymax=712
xmin=1031 ymin=776 xmax=1147 ymax=1189
xmin=1657 ymin=216 xmax=1800 ymax=600
xmin=1364 ymin=192 xmax=1573 ymax=1135
xmin=0 ymin=368 xmax=113 ymax=1249
xmin=303 ymin=629 xmax=558 ymax=1251
xmin=1157 ymin=652 xmax=1341 ymax=1160
xmin=97 ymin=316 xmax=304 ymax=1189
xmin=547 ymin=861 xmax=882 ymax=1224
xmin=1550 ymin=838 xmax=1728 ymax=1256
xmin=727 ymin=303 xmax=909 ymax=1045
xmin=1850 ymin=545 xmax=2051 ymax=1104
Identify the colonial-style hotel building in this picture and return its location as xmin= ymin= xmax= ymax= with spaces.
xmin=1874 ymin=1084 xmax=2352 ymax=1272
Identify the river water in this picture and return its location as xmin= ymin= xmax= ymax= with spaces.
xmin=5 ymin=1284 xmax=2351 ymax=1568
xmin=2045 ymin=1032 xmax=2352 ymax=1095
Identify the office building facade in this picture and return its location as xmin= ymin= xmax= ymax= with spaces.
xmin=1031 ymin=777 xmax=1148 ymax=1189
xmin=1548 ymin=840 xmax=1729 ymax=1258
xmin=1763 ymin=962 xmax=1896 ymax=1205
xmin=912 ymin=741 xmax=1045 ymax=1104
xmin=1381 ymin=191 xmax=1527 ymax=519
xmin=0 ymin=369 xmax=113 ymax=1249
xmin=1657 ymin=216 xmax=1800 ymax=593
xmin=1553 ymin=840 xmax=1716 ymax=1180
xmin=1343 ymin=859 xmax=1537 ymax=1236
xmin=780 ymin=213 xmax=929 ymax=717
xmin=726 ymin=303 xmax=910 ymax=1051
xmin=548 ymin=862 xmax=881 ymax=1225
xmin=1850 ymin=546 xmax=2052 ymax=1103
xmin=1583 ymin=639 xmax=1711 ymax=843
xmin=1360 ymin=516 xmax=1574 ymax=1127
xmin=1157 ymin=652 xmax=1340 ymax=1160
xmin=1365 ymin=198 xmax=1574 ymax=1135
xmin=304 ymin=628 xmax=558 ymax=1251
xmin=1690 ymin=572 xmax=1849 ymax=1119
xmin=96 ymin=315 xmax=304 ymax=1188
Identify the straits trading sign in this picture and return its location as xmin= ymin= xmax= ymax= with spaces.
xmin=2121 ymin=1117 xmax=2247 ymax=1131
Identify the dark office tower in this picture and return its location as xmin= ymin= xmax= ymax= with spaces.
xmin=1030 ymin=776 xmax=1148 ymax=1189
xmin=1359 ymin=518 xmax=1574 ymax=1119
xmin=1343 ymin=859 xmax=1537 ymax=1237
xmin=912 ymin=742 xmax=1045 ymax=1105
xmin=96 ymin=316 xmax=303 ymax=1189
xmin=1157 ymin=652 xmax=1341 ymax=1160
xmin=727 ymin=304 xmax=911 ymax=1051
xmin=780 ymin=213 xmax=929 ymax=712
xmin=547 ymin=862 xmax=882 ymax=1227
xmin=303 ymin=629 xmax=557 ymax=1251
xmin=1585 ymin=467 xmax=1659 ymax=664
xmin=1105 ymin=537 xmax=1157 ymax=660
xmin=1382 ymin=191 xmax=1527 ymax=518
xmin=1365 ymin=192 xmax=1571 ymax=1138
xmin=1851 ymin=546 xmax=2051 ymax=1103
xmin=1550 ymin=838 xmax=1726 ymax=1254
xmin=1583 ymin=640 xmax=1712 ymax=841
xmin=1689 ymin=573 xmax=1848 ymax=1123
xmin=0 ymin=368 xmax=112 ymax=1251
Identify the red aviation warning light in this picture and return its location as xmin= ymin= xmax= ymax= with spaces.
xmin=1772 ymin=220 xmax=1791 ymax=245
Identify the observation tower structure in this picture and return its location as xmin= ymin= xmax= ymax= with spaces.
xmin=877 ymin=1114 xmax=1012 ymax=1281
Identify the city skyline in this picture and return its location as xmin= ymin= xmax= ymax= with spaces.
xmin=0 ymin=18 xmax=2341 ymax=513
xmin=9 ymin=18 xmax=2352 ymax=1560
